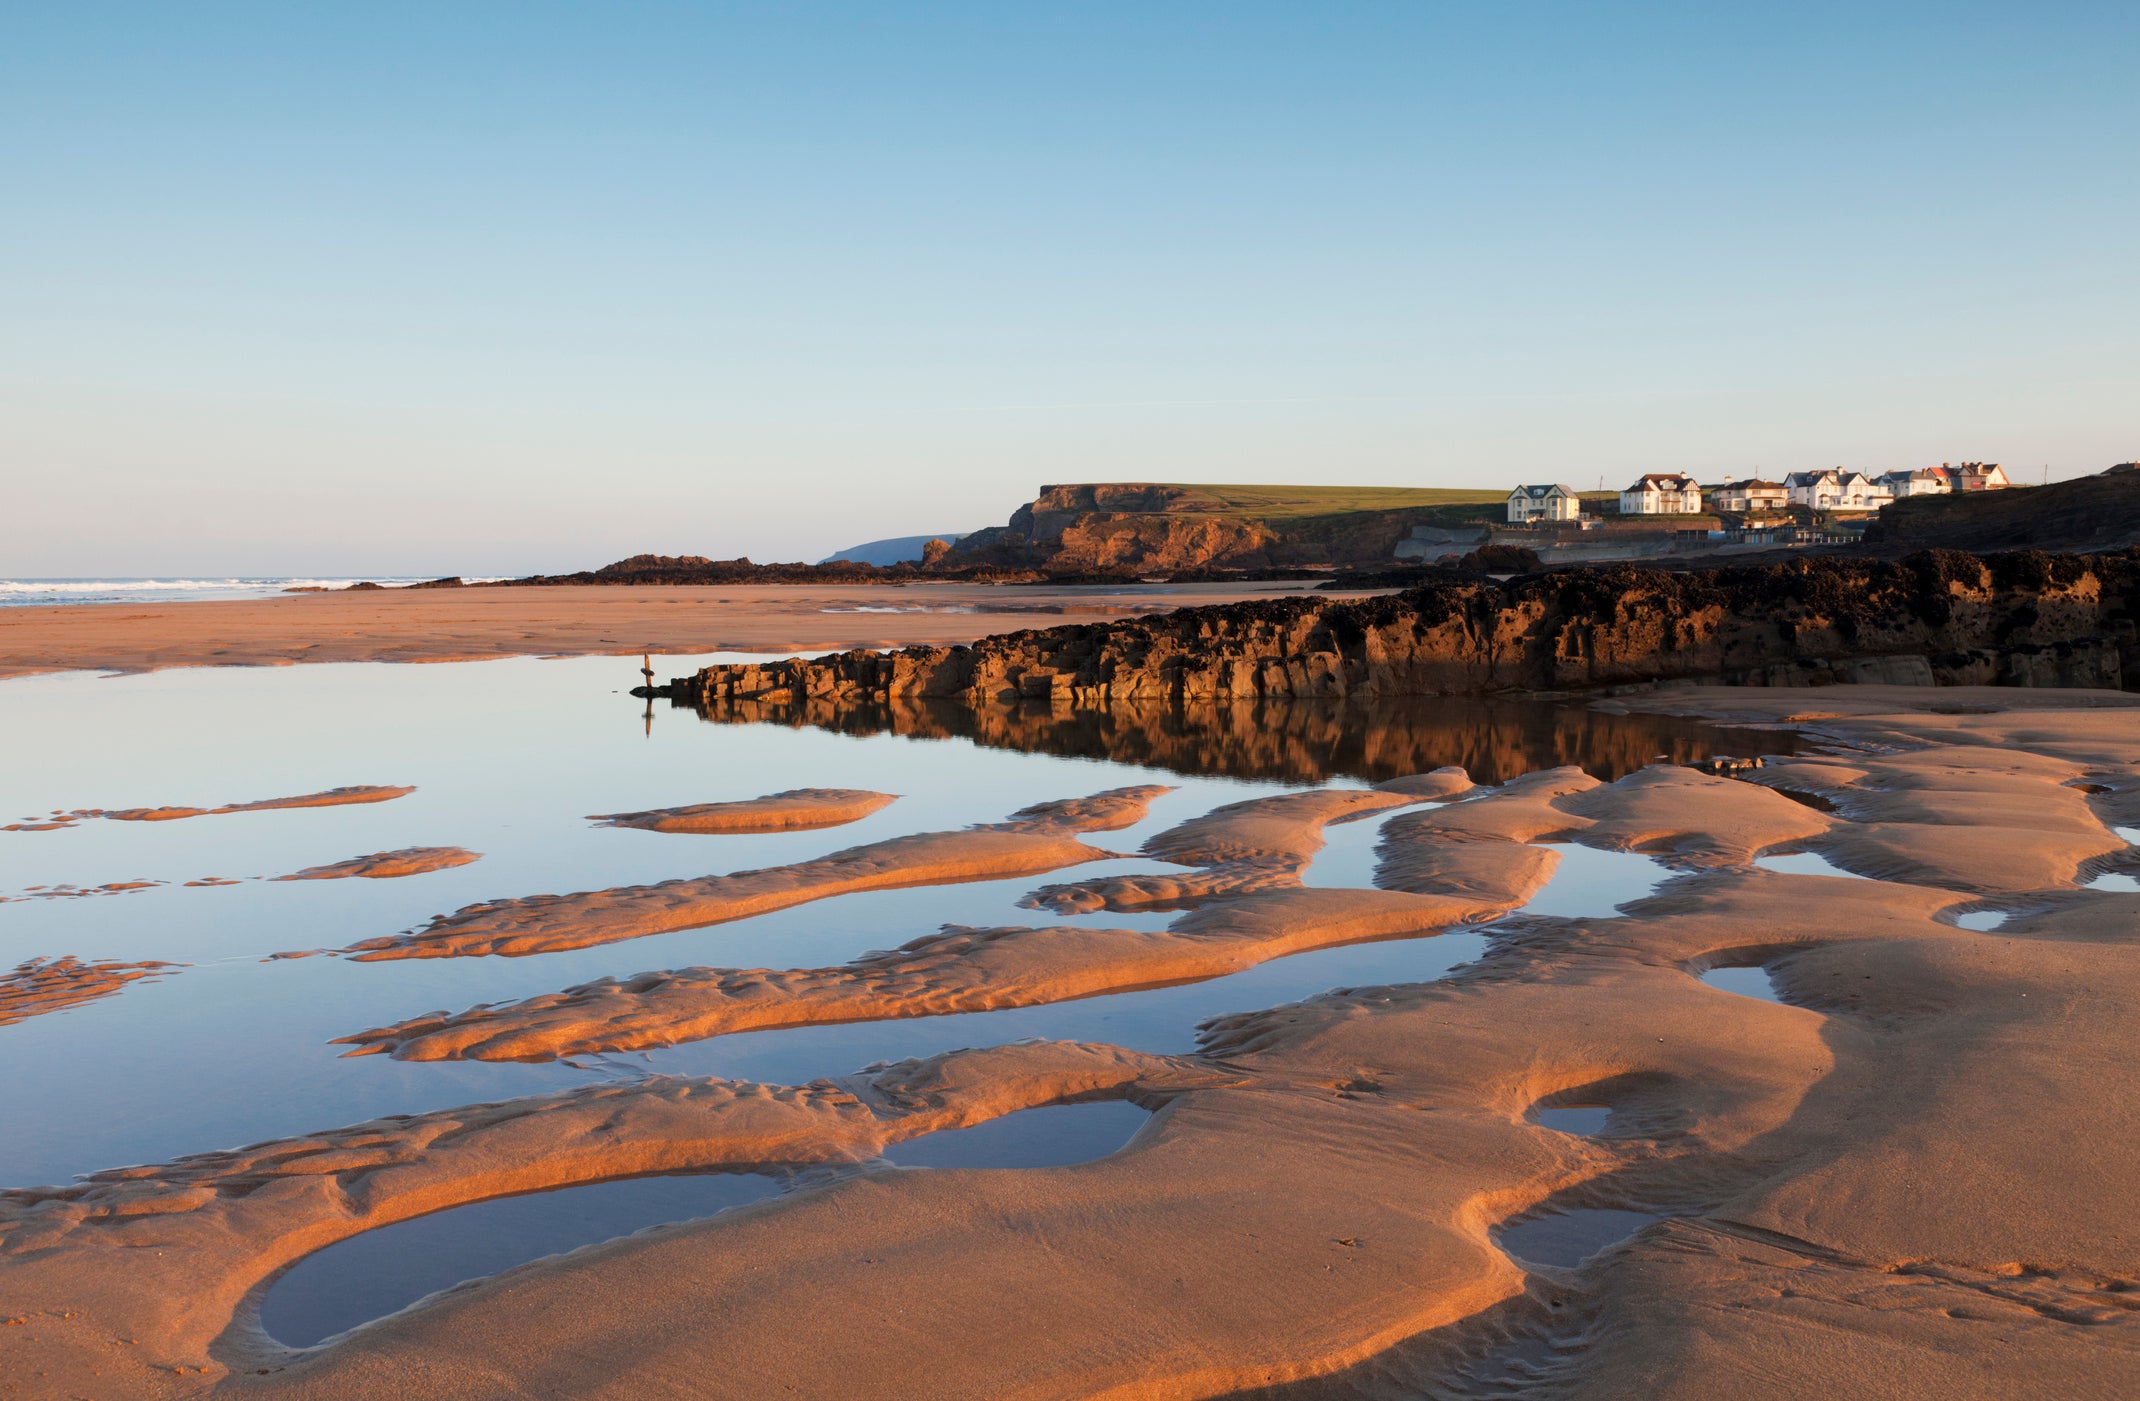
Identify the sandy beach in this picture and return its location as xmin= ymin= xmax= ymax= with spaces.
xmin=0 ymin=581 xmax=1336 ymax=681
xmin=2 ymin=651 xmax=2136 ymax=1396
xmin=14 ymin=4 xmax=2132 ymax=1392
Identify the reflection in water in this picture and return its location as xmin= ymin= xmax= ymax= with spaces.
xmin=1701 ymin=966 xmax=1782 ymax=1002
xmin=3 ymin=654 xmax=1811 ymax=1366
xmin=883 ymin=1100 xmax=1150 ymax=1170
xmin=260 ymin=1102 xmax=1153 ymax=1348
xmin=1495 ymin=1207 xmax=1665 ymax=1269
xmin=258 ymin=1171 xmax=785 ymax=1348
xmin=1756 ymin=852 xmax=1868 ymax=881
xmin=676 ymin=695 xmax=1796 ymax=786
xmin=1532 ymin=1106 xmax=1612 ymax=1137
xmin=1518 ymin=846 xmax=1673 ymax=920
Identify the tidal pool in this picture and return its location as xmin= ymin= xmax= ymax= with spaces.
xmin=1519 ymin=844 xmax=1675 ymax=919
xmin=0 ymin=654 xmax=1789 ymax=1339
xmin=258 ymin=1171 xmax=787 ymax=1349
xmin=1494 ymin=1207 xmax=1665 ymax=1269
xmin=1755 ymin=850 xmax=1869 ymax=880
xmin=1701 ymin=965 xmax=1783 ymax=1002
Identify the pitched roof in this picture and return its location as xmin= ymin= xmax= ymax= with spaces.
xmin=1508 ymin=483 xmax=1575 ymax=499
xmin=1626 ymin=473 xmax=1698 ymax=490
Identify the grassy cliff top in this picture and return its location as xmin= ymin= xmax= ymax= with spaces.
xmin=1032 ymin=483 xmax=1509 ymax=519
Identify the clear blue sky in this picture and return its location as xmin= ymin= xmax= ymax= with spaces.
xmin=5 ymin=2 xmax=2135 ymax=575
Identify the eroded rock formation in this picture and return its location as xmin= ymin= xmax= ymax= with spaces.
xmin=950 ymin=482 xmax=1479 ymax=571
xmin=657 ymin=551 xmax=2140 ymax=708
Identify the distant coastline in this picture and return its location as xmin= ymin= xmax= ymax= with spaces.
xmin=0 ymin=578 xmax=482 ymax=608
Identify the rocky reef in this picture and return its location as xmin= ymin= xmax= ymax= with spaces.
xmin=652 ymin=551 xmax=2140 ymax=710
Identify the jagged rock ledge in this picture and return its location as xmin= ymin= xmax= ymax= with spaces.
xmin=649 ymin=551 xmax=2140 ymax=707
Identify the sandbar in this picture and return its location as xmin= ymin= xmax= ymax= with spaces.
xmin=73 ymin=786 xmax=416 ymax=823
xmin=589 ymin=789 xmax=897 ymax=833
xmin=275 ymin=847 xmax=481 ymax=881
xmin=341 ymin=786 xmax=1172 ymax=960
xmin=0 ymin=581 xmax=1340 ymax=680
xmin=0 ymin=956 xmax=179 ymax=1027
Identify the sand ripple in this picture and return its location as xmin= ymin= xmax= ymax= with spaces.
xmin=343 ymin=786 xmax=1173 ymax=960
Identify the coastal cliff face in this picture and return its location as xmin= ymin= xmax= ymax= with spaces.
xmin=954 ymin=482 xmax=1465 ymax=571
xmin=660 ymin=551 xmax=2140 ymax=706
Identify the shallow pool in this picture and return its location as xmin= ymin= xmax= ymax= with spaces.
xmin=0 ymin=654 xmax=1788 ymax=1339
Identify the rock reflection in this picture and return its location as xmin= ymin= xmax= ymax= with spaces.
xmin=675 ymin=694 xmax=1795 ymax=785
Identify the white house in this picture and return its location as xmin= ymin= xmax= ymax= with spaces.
xmin=1786 ymin=469 xmax=1840 ymax=508
xmin=1833 ymin=474 xmax=1894 ymax=512
xmin=1618 ymin=473 xmax=1703 ymax=515
xmin=1506 ymin=483 xmax=1580 ymax=523
xmin=1711 ymin=479 xmax=1788 ymax=513
xmin=1874 ymin=468 xmax=1952 ymax=497
xmin=1787 ymin=469 xmax=1892 ymax=512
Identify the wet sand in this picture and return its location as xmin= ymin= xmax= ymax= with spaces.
xmin=22 ymin=787 xmax=418 ymax=830
xmin=587 ymin=789 xmax=898 ymax=834
xmin=273 ymin=848 xmax=481 ymax=882
xmin=338 ymin=786 xmax=1172 ymax=962
xmin=3 ymin=686 xmax=2138 ymax=1397
xmin=0 ymin=956 xmax=179 ymax=1027
xmin=0 ymin=581 xmax=1339 ymax=680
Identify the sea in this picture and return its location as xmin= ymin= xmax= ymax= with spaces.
xmin=0 ymin=577 xmax=458 ymax=607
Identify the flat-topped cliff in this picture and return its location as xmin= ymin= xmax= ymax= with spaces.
xmin=951 ymin=481 xmax=1505 ymax=572
xmin=656 ymin=550 xmax=2140 ymax=706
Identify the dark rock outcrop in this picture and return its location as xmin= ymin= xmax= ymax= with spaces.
xmin=503 ymin=553 xmax=1042 ymax=586
xmin=1866 ymin=469 xmax=2140 ymax=553
xmin=654 ymin=551 xmax=2140 ymax=707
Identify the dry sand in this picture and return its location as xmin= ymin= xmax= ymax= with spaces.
xmin=5 ymin=687 xmax=2140 ymax=1398
xmin=0 ymin=581 xmax=1335 ymax=681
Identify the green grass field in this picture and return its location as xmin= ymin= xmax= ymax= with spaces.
xmin=1138 ymin=483 xmax=1508 ymax=518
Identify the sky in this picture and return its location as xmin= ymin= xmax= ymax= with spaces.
xmin=4 ymin=2 xmax=2136 ymax=576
